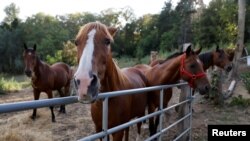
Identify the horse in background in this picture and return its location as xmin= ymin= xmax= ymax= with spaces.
xmin=23 ymin=43 xmax=73 ymax=122
xmin=73 ymin=22 xmax=148 ymax=141
xmin=151 ymin=45 xmax=233 ymax=72
xmin=198 ymin=45 xmax=232 ymax=72
xmin=135 ymin=45 xmax=211 ymax=138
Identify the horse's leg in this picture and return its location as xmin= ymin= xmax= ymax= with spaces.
xmin=31 ymin=89 xmax=40 ymax=120
xmin=148 ymin=103 xmax=156 ymax=137
xmin=47 ymin=90 xmax=56 ymax=122
xmin=112 ymin=130 xmax=124 ymax=141
xmin=154 ymin=112 xmax=163 ymax=135
xmin=57 ymin=89 xmax=66 ymax=113
xmin=125 ymin=127 xmax=129 ymax=141
xmin=136 ymin=122 xmax=142 ymax=141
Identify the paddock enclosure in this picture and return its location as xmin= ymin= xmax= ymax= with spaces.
xmin=0 ymin=82 xmax=194 ymax=141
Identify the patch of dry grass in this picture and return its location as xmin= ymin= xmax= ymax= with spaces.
xmin=0 ymin=109 xmax=52 ymax=141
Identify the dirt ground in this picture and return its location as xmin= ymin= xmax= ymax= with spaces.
xmin=0 ymin=65 xmax=250 ymax=141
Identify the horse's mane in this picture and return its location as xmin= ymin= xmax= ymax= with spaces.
xmin=198 ymin=52 xmax=213 ymax=69
xmin=76 ymin=21 xmax=114 ymax=43
xmin=159 ymin=52 xmax=184 ymax=64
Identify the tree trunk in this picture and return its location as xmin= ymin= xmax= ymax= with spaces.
xmin=230 ymin=0 xmax=246 ymax=79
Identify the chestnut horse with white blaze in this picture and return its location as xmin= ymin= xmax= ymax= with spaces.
xmin=73 ymin=22 xmax=148 ymax=141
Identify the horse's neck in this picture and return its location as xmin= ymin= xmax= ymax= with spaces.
xmin=101 ymin=57 xmax=127 ymax=92
xmin=149 ymin=55 xmax=182 ymax=85
xmin=199 ymin=52 xmax=213 ymax=71
xmin=32 ymin=59 xmax=47 ymax=82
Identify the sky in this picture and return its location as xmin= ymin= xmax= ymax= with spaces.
xmin=0 ymin=0 xmax=211 ymax=22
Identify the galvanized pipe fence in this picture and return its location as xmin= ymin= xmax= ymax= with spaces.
xmin=0 ymin=82 xmax=193 ymax=141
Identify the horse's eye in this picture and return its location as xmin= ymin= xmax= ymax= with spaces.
xmin=190 ymin=64 xmax=196 ymax=69
xmin=104 ymin=38 xmax=111 ymax=45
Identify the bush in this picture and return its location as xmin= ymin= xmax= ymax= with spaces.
xmin=240 ymin=72 xmax=250 ymax=94
xmin=62 ymin=41 xmax=77 ymax=66
xmin=230 ymin=95 xmax=250 ymax=107
xmin=0 ymin=77 xmax=22 ymax=93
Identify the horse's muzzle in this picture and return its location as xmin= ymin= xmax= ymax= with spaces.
xmin=25 ymin=70 xmax=32 ymax=77
xmin=74 ymin=73 xmax=99 ymax=104
xmin=225 ymin=64 xmax=233 ymax=72
xmin=197 ymin=85 xmax=210 ymax=95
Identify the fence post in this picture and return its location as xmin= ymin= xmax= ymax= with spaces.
xmin=158 ymin=89 xmax=164 ymax=141
xmin=103 ymin=98 xmax=109 ymax=141
xmin=177 ymin=83 xmax=191 ymax=141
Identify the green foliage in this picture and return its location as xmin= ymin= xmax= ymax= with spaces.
xmin=230 ymin=95 xmax=250 ymax=107
xmin=240 ymin=72 xmax=250 ymax=94
xmin=46 ymin=50 xmax=62 ymax=65
xmin=0 ymin=77 xmax=22 ymax=93
xmin=193 ymin=0 xmax=237 ymax=47
xmin=115 ymin=56 xmax=138 ymax=68
xmin=62 ymin=41 xmax=77 ymax=66
xmin=1 ymin=0 xmax=250 ymax=74
xmin=3 ymin=3 xmax=20 ymax=24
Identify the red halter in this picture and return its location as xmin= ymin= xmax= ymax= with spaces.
xmin=180 ymin=54 xmax=206 ymax=88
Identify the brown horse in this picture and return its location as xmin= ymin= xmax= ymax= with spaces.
xmin=23 ymin=43 xmax=73 ymax=122
xmin=73 ymin=22 xmax=148 ymax=141
xmin=134 ymin=45 xmax=211 ymax=137
xmin=151 ymin=45 xmax=233 ymax=72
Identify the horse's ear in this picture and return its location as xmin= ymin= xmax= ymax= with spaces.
xmin=24 ymin=43 xmax=28 ymax=50
xmin=195 ymin=47 xmax=202 ymax=55
xmin=108 ymin=27 xmax=117 ymax=37
xmin=33 ymin=44 xmax=36 ymax=51
xmin=185 ymin=44 xmax=192 ymax=56
xmin=216 ymin=45 xmax=219 ymax=52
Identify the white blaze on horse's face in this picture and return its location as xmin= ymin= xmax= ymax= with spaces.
xmin=74 ymin=29 xmax=96 ymax=101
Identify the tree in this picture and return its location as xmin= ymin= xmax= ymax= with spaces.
xmin=3 ymin=3 xmax=20 ymax=24
xmin=230 ymin=0 xmax=246 ymax=79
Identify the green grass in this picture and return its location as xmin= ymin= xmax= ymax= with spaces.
xmin=114 ymin=51 xmax=171 ymax=68
xmin=230 ymin=95 xmax=250 ymax=107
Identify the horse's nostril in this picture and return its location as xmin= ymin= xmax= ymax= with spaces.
xmin=90 ymin=74 xmax=98 ymax=86
xmin=76 ymin=79 xmax=80 ymax=85
xmin=25 ymin=70 xmax=31 ymax=76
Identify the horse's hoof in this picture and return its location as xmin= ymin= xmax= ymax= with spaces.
xmin=30 ymin=115 xmax=36 ymax=120
xmin=59 ymin=109 xmax=66 ymax=114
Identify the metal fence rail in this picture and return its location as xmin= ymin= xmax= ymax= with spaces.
xmin=0 ymin=82 xmax=193 ymax=141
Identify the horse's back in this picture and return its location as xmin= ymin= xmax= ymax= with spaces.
xmin=50 ymin=62 xmax=73 ymax=88
xmin=133 ymin=64 xmax=151 ymax=75
xmin=122 ymin=67 xmax=148 ymax=118
xmin=149 ymin=59 xmax=164 ymax=67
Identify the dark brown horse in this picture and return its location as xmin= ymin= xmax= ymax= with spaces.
xmin=134 ymin=46 xmax=211 ymax=137
xmin=73 ymin=22 xmax=148 ymax=141
xmin=23 ymin=43 xmax=73 ymax=122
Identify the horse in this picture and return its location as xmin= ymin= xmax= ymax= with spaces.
xmin=198 ymin=45 xmax=232 ymax=72
xmin=73 ymin=22 xmax=148 ymax=141
xmin=150 ymin=45 xmax=233 ymax=72
xmin=23 ymin=43 xmax=73 ymax=122
xmin=134 ymin=45 xmax=211 ymax=138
